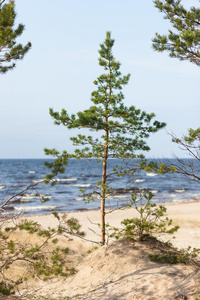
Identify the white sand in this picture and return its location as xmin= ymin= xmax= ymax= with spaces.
xmin=26 ymin=199 xmax=200 ymax=249
xmin=4 ymin=200 xmax=200 ymax=299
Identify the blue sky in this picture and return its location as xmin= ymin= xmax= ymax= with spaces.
xmin=0 ymin=0 xmax=199 ymax=158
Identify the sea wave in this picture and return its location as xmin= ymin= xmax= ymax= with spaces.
xmin=171 ymin=192 xmax=200 ymax=202
xmin=55 ymin=178 xmax=77 ymax=182
xmin=174 ymin=189 xmax=185 ymax=193
xmin=81 ymin=174 xmax=100 ymax=178
xmin=20 ymin=193 xmax=45 ymax=199
xmin=74 ymin=197 xmax=84 ymax=201
xmin=146 ymin=173 xmax=158 ymax=177
xmin=107 ymin=194 xmax=130 ymax=200
xmin=14 ymin=205 xmax=57 ymax=211
xmin=169 ymin=194 xmax=177 ymax=198
xmin=184 ymin=193 xmax=200 ymax=198
xmin=32 ymin=177 xmax=77 ymax=183
xmin=72 ymin=184 xmax=91 ymax=188
xmin=18 ymin=193 xmax=52 ymax=202
xmin=134 ymin=179 xmax=145 ymax=183
xmin=172 ymin=199 xmax=183 ymax=203
xmin=75 ymin=194 xmax=131 ymax=201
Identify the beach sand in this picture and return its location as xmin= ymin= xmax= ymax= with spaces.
xmin=2 ymin=200 xmax=200 ymax=299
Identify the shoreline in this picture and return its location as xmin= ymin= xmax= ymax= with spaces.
xmin=18 ymin=196 xmax=200 ymax=218
xmin=21 ymin=198 xmax=200 ymax=249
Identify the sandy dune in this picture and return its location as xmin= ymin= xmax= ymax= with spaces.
xmin=9 ymin=200 xmax=199 ymax=300
xmin=26 ymin=239 xmax=199 ymax=300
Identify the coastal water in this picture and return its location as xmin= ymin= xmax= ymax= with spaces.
xmin=0 ymin=158 xmax=200 ymax=216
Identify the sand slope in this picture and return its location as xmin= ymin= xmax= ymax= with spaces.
xmin=21 ymin=238 xmax=200 ymax=300
xmin=5 ymin=201 xmax=200 ymax=299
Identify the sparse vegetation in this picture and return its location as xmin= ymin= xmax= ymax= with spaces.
xmin=108 ymin=192 xmax=179 ymax=242
xmin=0 ymin=280 xmax=14 ymax=296
xmin=149 ymin=242 xmax=200 ymax=268
xmin=0 ymin=212 xmax=85 ymax=295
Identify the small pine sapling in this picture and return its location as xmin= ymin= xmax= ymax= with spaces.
xmin=109 ymin=192 xmax=179 ymax=242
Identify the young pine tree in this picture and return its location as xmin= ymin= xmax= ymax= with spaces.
xmin=0 ymin=0 xmax=31 ymax=74
xmin=48 ymin=32 xmax=166 ymax=245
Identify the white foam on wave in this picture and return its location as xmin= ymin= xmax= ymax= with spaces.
xmin=28 ymin=171 xmax=35 ymax=174
xmin=0 ymin=185 xmax=4 ymax=190
xmin=18 ymin=193 xmax=52 ymax=202
xmin=14 ymin=205 xmax=57 ymax=211
xmin=172 ymin=193 xmax=200 ymax=202
xmin=172 ymin=199 xmax=182 ymax=203
xmin=184 ymin=193 xmax=200 ymax=198
xmin=170 ymin=194 xmax=177 ymax=197
xmin=72 ymin=184 xmax=91 ymax=188
xmin=55 ymin=178 xmax=77 ymax=182
xmin=22 ymin=193 xmax=45 ymax=198
xmin=150 ymin=190 xmax=158 ymax=194
xmin=20 ymin=199 xmax=33 ymax=203
xmin=74 ymin=197 xmax=83 ymax=201
xmin=32 ymin=177 xmax=77 ymax=183
xmin=107 ymin=194 xmax=130 ymax=200
xmin=174 ymin=189 xmax=185 ymax=193
xmin=134 ymin=179 xmax=145 ymax=183
xmin=146 ymin=173 xmax=158 ymax=177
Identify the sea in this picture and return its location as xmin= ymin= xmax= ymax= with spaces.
xmin=0 ymin=158 xmax=200 ymax=216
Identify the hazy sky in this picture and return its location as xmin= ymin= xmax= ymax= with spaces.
xmin=0 ymin=0 xmax=199 ymax=158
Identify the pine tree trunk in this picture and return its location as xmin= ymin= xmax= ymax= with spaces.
xmin=101 ymin=128 xmax=108 ymax=245
xmin=100 ymin=56 xmax=111 ymax=245
xmin=101 ymin=191 xmax=105 ymax=245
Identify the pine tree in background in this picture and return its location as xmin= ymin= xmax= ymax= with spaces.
xmin=47 ymin=32 xmax=166 ymax=245
xmin=0 ymin=0 xmax=31 ymax=74
xmin=152 ymin=0 xmax=200 ymax=66
xmin=152 ymin=0 xmax=200 ymax=183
